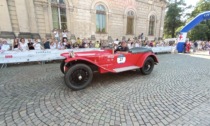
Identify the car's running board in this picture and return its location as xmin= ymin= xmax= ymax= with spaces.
xmin=113 ymin=66 xmax=140 ymax=73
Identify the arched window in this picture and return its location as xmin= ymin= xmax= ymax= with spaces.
xmin=51 ymin=0 xmax=67 ymax=30
xmin=148 ymin=15 xmax=155 ymax=36
xmin=127 ymin=11 xmax=134 ymax=35
xmin=96 ymin=5 xmax=106 ymax=33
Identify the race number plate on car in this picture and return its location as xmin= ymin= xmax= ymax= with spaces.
xmin=117 ymin=54 xmax=126 ymax=64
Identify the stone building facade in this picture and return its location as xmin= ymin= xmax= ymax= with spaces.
xmin=0 ymin=0 xmax=166 ymax=41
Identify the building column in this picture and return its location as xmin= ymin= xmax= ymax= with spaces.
xmin=25 ymin=0 xmax=38 ymax=33
xmin=43 ymin=5 xmax=51 ymax=38
xmin=160 ymin=6 xmax=166 ymax=38
xmin=14 ymin=0 xmax=29 ymax=32
xmin=0 ymin=0 xmax=12 ymax=32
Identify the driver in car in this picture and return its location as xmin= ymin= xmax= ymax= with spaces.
xmin=114 ymin=41 xmax=129 ymax=54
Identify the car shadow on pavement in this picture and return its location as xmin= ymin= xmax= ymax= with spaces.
xmin=88 ymin=70 xmax=147 ymax=89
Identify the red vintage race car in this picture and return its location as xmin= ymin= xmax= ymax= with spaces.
xmin=60 ymin=47 xmax=158 ymax=90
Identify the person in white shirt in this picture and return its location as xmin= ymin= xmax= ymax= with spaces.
xmin=53 ymin=29 xmax=60 ymax=42
xmin=19 ymin=38 xmax=28 ymax=51
xmin=50 ymin=40 xmax=57 ymax=49
xmin=127 ymin=39 xmax=134 ymax=49
xmin=135 ymin=41 xmax=140 ymax=47
xmin=57 ymin=42 xmax=65 ymax=50
xmin=62 ymin=30 xmax=68 ymax=39
xmin=1 ymin=40 xmax=10 ymax=51
xmin=33 ymin=39 xmax=43 ymax=50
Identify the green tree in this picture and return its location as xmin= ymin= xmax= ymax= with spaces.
xmin=191 ymin=0 xmax=210 ymax=17
xmin=164 ymin=0 xmax=186 ymax=38
xmin=188 ymin=24 xmax=209 ymax=41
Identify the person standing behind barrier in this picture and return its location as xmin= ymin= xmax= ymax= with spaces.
xmin=13 ymin=38 xmax=20 ymax=50
xmin=193 ymin=41 xmax=198 ymax=52
xmin=201 ymin=41 xmax=205 ymax=50
xmin=135 ymin=40 xmax=140 ymax=47
xmin=28 ymin=39 xmax=34 ymax=50
xmin=89 ymin=41 xmax=94 ymax=48
xmin=76 ymin=37 xmax=82 ymax=48
xmin=185 ymin=41 xmax=191 ymax=53
xmin=62 ymin=38 xmax=68 ymax=46
xmin=57 ymin=41 xmax=65 ymax=50
xmin=207 ymin=41 xmax=210 ymax=55
xmin=81 ymin=38 xmax=87 ymax=48
xmin=53 ymin=29 xmax=60 ymax=42
xmin=19 ymin=38 xmax=28 ymax=51
xmin=62 ymin=30 xmax=68 ymax=40
xmin=33 ymin=39 xmax=43 ymax=50
xmin=127 ymin=38 xmax=133 ymax=49
xmin=0 ymin=38 xmax=2 ymax=50
xmin=43 ymin=38 xmax=50 ymax=49
xmin=1 ymin=39 xmax=10 ymax=51
xmin=50 ymin=39 xmax=57 ymax=49
xmin=65 ymin=41 xmax=72 ymax=49
xmin=149 ymin=41 xmax=154 ymax=47
xmin=95 ymin=41 xmax=100 ymax=48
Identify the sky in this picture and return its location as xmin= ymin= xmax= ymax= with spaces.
xmin=185 ymin=0 xmax=199 ymax=9
xmin=182 ymin=0 xmax=199 ymax=20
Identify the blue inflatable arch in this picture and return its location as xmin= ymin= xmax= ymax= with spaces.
xmin=177 ymin=11 xmax=210 ymax=52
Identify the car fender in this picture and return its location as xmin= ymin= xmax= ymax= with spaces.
xmin=64 ymin=57 xmax=115 ymax=73
xmin=136 ymin=52 xmax=158 ymax=67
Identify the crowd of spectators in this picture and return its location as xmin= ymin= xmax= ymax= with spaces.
xmin=0 ymin=36 xmax=170 ymax=52
xmin=0 ymin=29 xmax=210 ymax=52
xmin=198 ymin=41 xmax=210 ymax=51
xmin=0 ymin=37 xmax=102 ymax=51
xmin=0 ymin=29 xmax=174 ymax=51
xmin=182 ymin=41 xmax=210 ymax=53
xmin=1 ymin=36 xmax=210 ymax=56
xmin=0 ymin=29 xmax=186 ymax=52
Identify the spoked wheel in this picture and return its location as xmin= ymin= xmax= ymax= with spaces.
xmin=60 ymin=60 xmax=65 ymax=74
xmin=140 ymin=57 xmax=154 ymax=75
xmin=64 ymin=64 xmax=93 ymax=90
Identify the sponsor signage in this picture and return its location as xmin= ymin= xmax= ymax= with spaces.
xmin=203 ymin=13 xmax=210 ymax=19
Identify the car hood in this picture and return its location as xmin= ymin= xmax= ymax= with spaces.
xmin=61 ymin=48 xmax=112 ymax=58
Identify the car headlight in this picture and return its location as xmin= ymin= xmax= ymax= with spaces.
xmin=69 ymin=51 xmax=75 ymax=58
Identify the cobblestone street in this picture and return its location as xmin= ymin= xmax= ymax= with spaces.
xmin=0 ymin=52 xmax=210 ymax=126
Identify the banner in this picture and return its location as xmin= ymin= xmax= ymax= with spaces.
xmin=0 ymin=48 xmax=100 ymax=64
xmin=0 ymin=47 xmax=174 ymax=64
xmin=146 ymin=46 xmax=174 ymax=53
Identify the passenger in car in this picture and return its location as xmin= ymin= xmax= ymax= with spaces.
xmin=114 ymin=41 xmax=129 ymax=54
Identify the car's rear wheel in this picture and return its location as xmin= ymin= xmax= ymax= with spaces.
xmin=140 ymin=57 xmax=154 ymax=75
xmin=60 ymin=60 xmax=65 ymax=74
xmin=64 ymin=64 xmax=93 ymax=90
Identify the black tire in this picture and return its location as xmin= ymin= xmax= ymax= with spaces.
xmin=64 ymin=64 xmax=93 ymax=90
xmin=140 ymin=57 xmax=154 ymax=75
xmin=60 ymin=60 xmax=65 ymax=74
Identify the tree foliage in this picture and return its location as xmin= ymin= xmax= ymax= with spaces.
xmin=164 ymin=0 xmax=186 ymax=38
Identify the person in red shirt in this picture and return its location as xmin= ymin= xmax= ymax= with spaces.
xmin=185 ymin=41 xmax=191 ymax=53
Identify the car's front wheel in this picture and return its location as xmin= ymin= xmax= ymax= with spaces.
xmin=64 ymin=64 xmax=93 ymax=90
xmin=140 ymin=57 xmax=154 ymax=75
